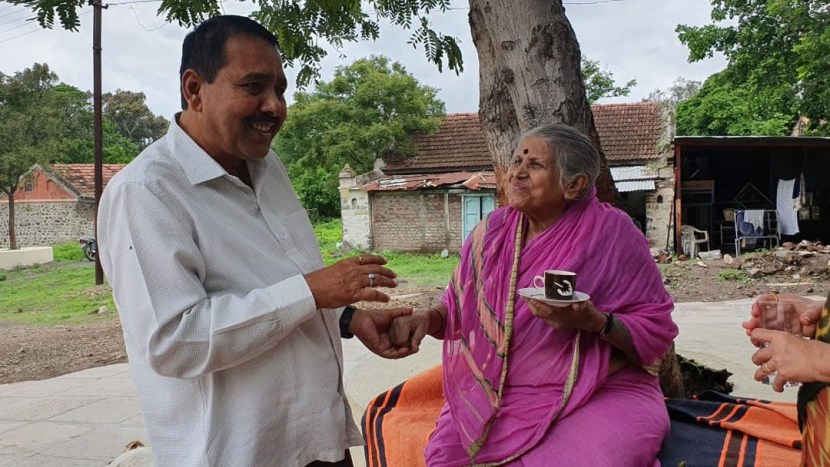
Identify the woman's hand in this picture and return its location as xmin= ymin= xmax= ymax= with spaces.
xmin=389 ymin=307 xmax=443 ymax=352
xmin=351 ymin=307 xmax=416 ymax=359
xmin=750 ymin=327 xmax=830 ymax=391
xmin=741 ymin=293 xmax=822 ymax=342
xmin=522 ymin=297 xmax=605 ymax=333
xmin=305 ymin=254 xmax=397 ymax=309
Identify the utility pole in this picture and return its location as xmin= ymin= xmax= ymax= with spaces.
xmin=93 ymin=0 xmax=104 ymax=285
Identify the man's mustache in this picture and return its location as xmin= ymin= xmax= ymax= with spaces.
xmin=247 ymin=116 xmax=281 ymax=126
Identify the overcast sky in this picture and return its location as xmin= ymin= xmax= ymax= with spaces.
xmin=0 ymin=0 xmax=727 ymax=119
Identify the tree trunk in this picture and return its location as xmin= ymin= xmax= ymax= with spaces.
xmin=468 ymin=0 xmax=683 ymax=397
xmin=8 ymin=192 xmax=17 ymax=250
xmin=469 ymin=0 xmax=590 ymax=146
xmin=468 ymin=0 xmax=617 ymax=206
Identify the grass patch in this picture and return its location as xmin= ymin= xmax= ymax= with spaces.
xmin=380 ymin=250 xmax=457 ymax=287
xmin=717 ymin=269 xmax=749 ymax=283
xmin=0 ymin=262 xmax=114 ymax=326
xmin=52 ymin=241 xmax=87 ymax=262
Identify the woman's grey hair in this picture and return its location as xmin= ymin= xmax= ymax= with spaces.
xmin=519 ymin=123 xmax=601 ymax=199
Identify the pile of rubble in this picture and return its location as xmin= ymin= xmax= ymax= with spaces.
xmin=658 ymin=240 xmax=830 ymax=280
xmin=732 ymin=240 xmax=830 ymax=281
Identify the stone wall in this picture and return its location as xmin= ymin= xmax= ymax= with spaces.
xmin=372 ymin=191 xmax=464 ymax=253
xmin=0 ymin=200 xmax=95 ymax=248
xmin=645 ymin=166 xmax=676 ymax=250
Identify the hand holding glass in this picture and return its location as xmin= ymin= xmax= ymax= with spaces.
xmin=756 ymin=297 xmax=805 ymax=387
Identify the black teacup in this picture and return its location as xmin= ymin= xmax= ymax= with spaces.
xmin=532 ymin=270 xmax=577 ymax=300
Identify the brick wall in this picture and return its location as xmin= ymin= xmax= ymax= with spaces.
xmin=372 ymin=191 xmax=465 ymax=252
xmin=0 ymin=200 xmax=95 ymax=248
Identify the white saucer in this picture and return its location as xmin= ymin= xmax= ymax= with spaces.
xmin=517 ymin=288 xmax=591 ymax=307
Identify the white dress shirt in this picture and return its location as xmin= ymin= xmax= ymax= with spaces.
xmin=98 ymin=117 xmax=362 ymax=466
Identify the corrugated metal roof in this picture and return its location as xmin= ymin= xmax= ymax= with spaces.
xmin=610 ymin=165 xmax=658 ymax=181
xmin=616 ymin=180 xmax=656 ymax=192
xmin=361 ymin=171 xmax=496 ymax=192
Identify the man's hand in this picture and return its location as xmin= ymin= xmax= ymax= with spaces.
xmin=305 ymin=255 xmax=397 ymax=310
xmin=351 ymin=307 xmax=416 ymax=359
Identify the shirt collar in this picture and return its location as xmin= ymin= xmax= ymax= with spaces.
xmin=166 ymin=114 xmax=234 ymax=186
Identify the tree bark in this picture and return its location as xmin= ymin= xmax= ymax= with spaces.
xmin=8 ymin=192 xmax=17 ymax=250
xmin=468 ymin=0 xmax=683 ymax=397
xmin=468 ymin=0 xmax=616 ymax=206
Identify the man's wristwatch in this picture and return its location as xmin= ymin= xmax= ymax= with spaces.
xmin=340 ymin=305 xmax=357 ymax=339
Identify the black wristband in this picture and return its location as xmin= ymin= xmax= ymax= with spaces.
xmin=599 ymin=313 xmax=614 ymax=337
xmin=340 ymin=305 xmax=357 ymax=339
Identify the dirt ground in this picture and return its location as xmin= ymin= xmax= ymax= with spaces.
xmin=1 ymin=242 xmax=828 ymax=386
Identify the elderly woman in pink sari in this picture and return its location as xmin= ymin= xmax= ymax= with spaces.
xmin=391 ymin=123 xmax=678 ymax=466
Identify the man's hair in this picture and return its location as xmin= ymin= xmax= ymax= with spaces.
xmin=179 ymin=15 xmax=279 ymax=110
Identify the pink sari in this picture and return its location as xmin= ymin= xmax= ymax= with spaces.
xmin=427 ymin=190 xmax=678 ymax=466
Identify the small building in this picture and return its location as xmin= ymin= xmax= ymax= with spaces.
xmin=340 ymin=103 xmax=675 ymax=252
xmin=673 ymin=137 xmax=830 ymax=254
xmin=0 ymin=164 xmax=124 ymax=247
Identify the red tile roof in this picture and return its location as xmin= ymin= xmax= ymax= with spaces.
xmin=592 ymin=102 xmax=663 ymax=162
xmin=383 ymin=103 xmax=664 ymax=174
xmin=50 ymin=164 xmax=126 ymax=198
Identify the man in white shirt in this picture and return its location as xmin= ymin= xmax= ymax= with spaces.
xmin=98 ymin=15 xmax=413 ymax=466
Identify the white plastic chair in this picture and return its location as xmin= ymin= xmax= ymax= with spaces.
xmin=681 ymin=225 xmax=710 ymax=258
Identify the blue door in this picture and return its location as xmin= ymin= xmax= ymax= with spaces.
xmin=462 ymin=194 xmax=496 ymax=242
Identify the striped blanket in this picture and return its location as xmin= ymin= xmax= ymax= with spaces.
xmin=362 ymin=365 xmax=802 ymax=467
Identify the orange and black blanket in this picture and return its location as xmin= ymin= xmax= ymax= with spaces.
xmin=362 ymin=365 xmax=802 ymax=467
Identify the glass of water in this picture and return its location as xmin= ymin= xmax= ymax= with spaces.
xmin=756 ymin=297 xmax=805 ymax=387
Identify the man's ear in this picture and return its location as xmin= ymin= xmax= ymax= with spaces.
xmin=565 ymin=174 xmax=589 ymax=200
xmin=181 ymin=69 xmax=204 ymax=111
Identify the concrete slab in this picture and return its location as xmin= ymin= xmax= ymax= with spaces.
xmin=49 ymin=397 xmax=141 ymax=424
xmin=56 ymin=377 xmax=138 ymax=398
xmin=0 ymin=247 xmax=53 ymax=270
xmin=0 ymin=421 xmax=25 ymax=436
xmin=8 ymin=453 xmax=105 ymax=467
xmin=0 ymin=421 xmax=91 ymax=457
xmin=42 ymin=425 xmax=148 ymax=463
xmin=0 ymin=378 xmax=90 ymax=398
xmin=0 ymin=397 xmax=101 ymax=422
xmin=58 ymin=363 xmax=131 ymax=379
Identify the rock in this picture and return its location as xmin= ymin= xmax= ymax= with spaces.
xmin=699 ymin=250 xmax=722 ymax=261
xmin=440 ymin=248 xmax=449 ymax=258
xmin=799 ymin=251 xmax=815 ymax=258
xmin=695 ymin=261 xmax=708 ymax=268
xmin=97 ymin=306 xmax=108 ymax=314
xmin=723 ymin=254 xmax=734 ymax=265
xmin=782 ymin=242 xmax=797 ymax=250
xmin=677 ymin=254 xmax=687 ymax=262
xmin=746 ymin=268 xmax=763 ymax=279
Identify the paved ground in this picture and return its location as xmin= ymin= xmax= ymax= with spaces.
xmin=0 ymin=298 xmax=809 ymax=466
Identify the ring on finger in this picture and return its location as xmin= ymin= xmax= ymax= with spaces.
xmin=368 ymin=272 xmax=376 ymax=287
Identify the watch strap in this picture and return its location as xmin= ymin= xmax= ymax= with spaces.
xmin=340 ymin=305 xmax=357 ymax=339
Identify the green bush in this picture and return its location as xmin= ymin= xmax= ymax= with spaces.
xmin=0 ymin=271 xmax=6 ymax=281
